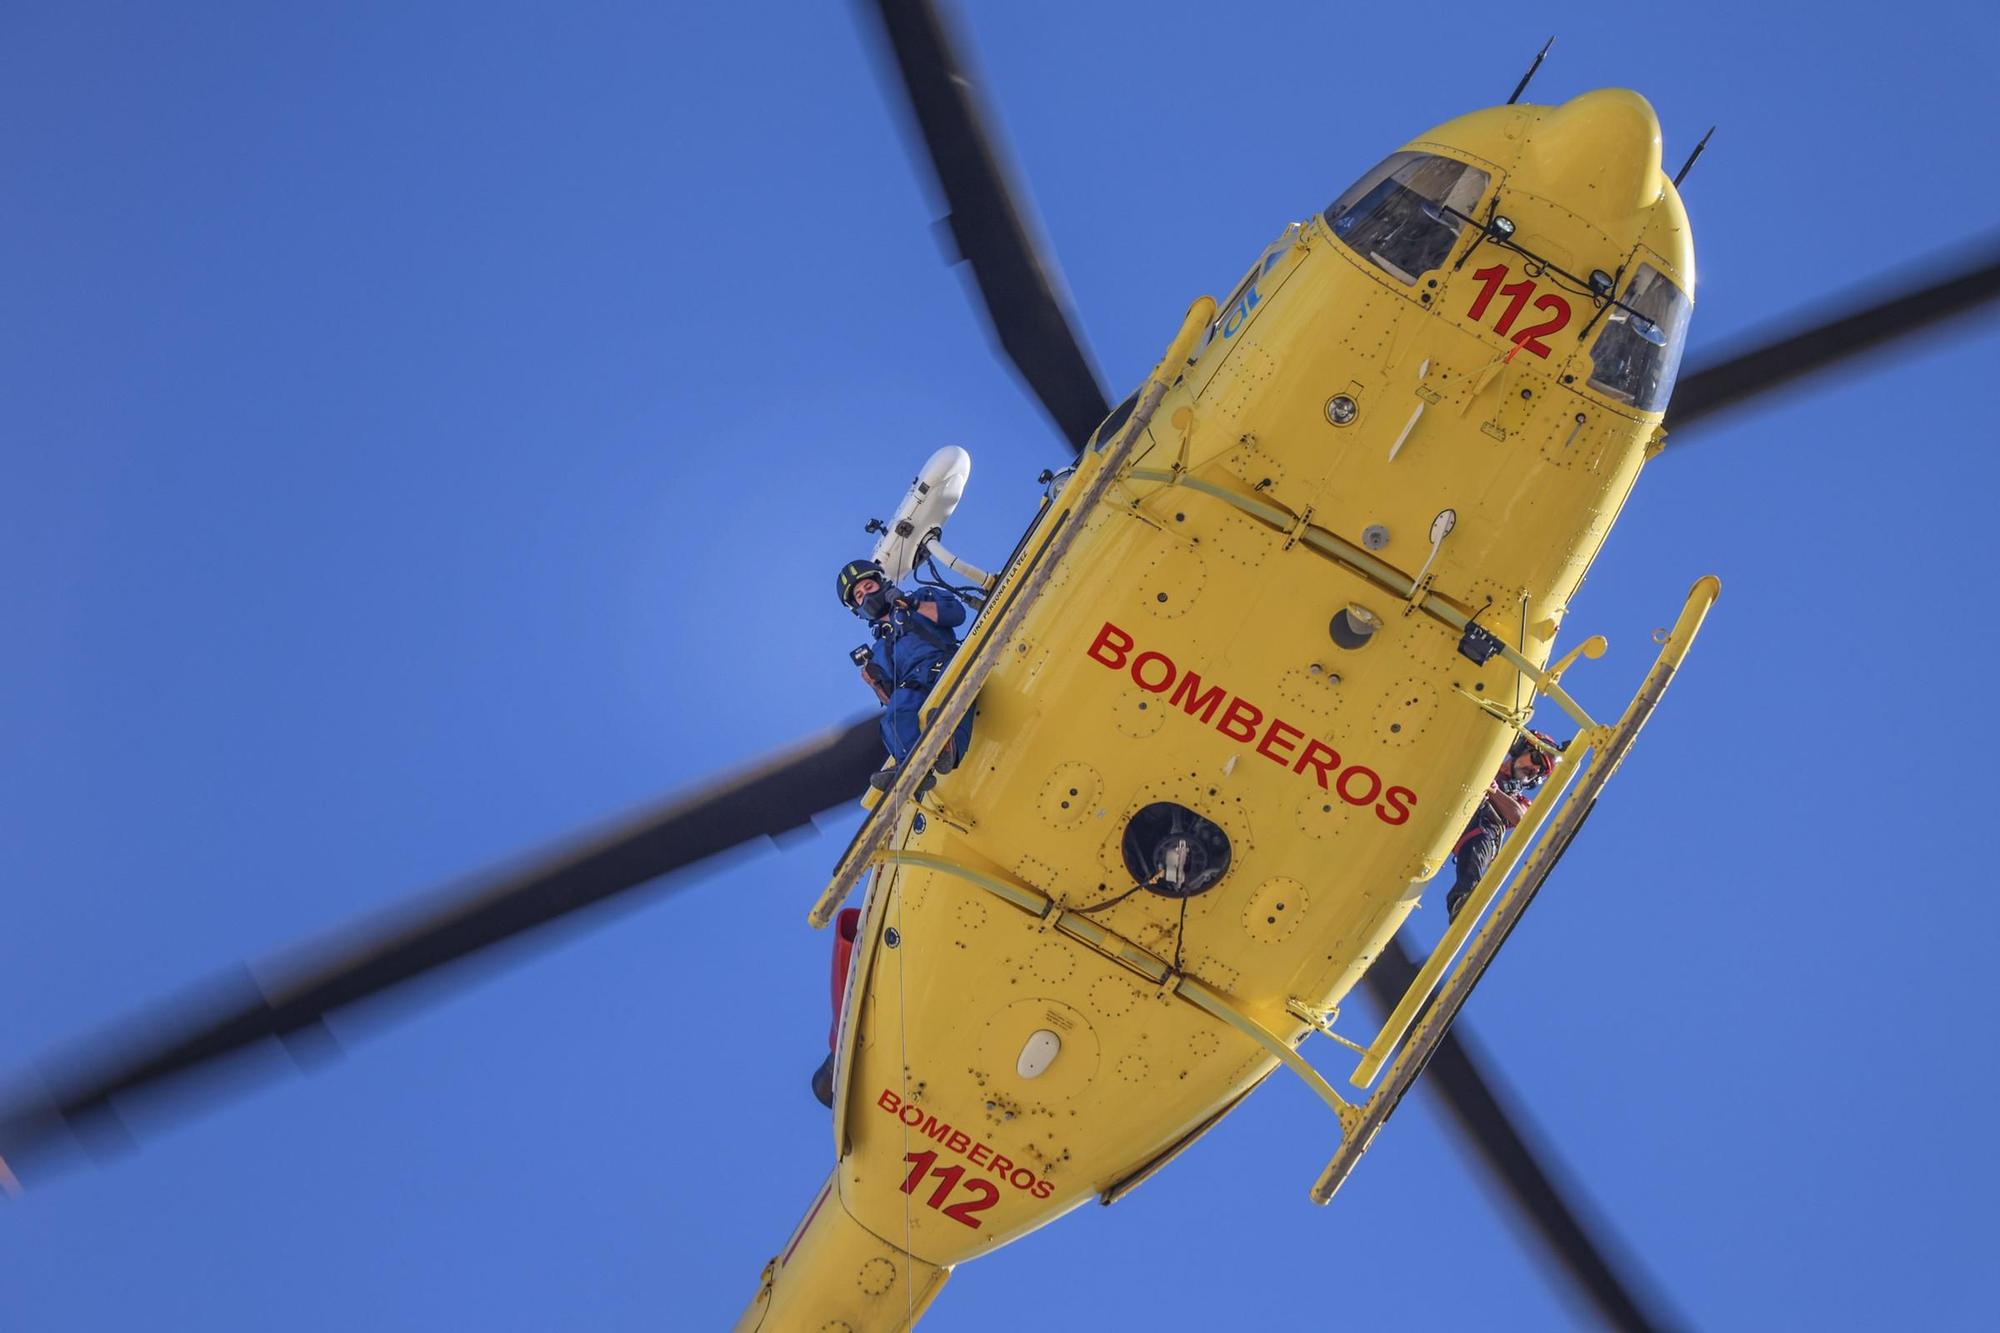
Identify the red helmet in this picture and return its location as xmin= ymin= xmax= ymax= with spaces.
xmin=1512 ymin=730 xmax=1560 ymax=778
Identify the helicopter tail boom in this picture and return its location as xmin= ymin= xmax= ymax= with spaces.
xmin=735 ymin=1170 xmax=951 ymax=1332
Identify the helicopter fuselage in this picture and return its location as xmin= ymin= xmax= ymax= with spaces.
xmin=739 ymin=87 xmax=1696 ymax=1332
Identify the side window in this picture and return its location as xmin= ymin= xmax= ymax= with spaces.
xmin=1587 ymin=264 xmax=1691 ymax=412
xmin=1184 ymin=224 xmax=1305 ymax=368
xmin=1326 ymin=152 xmax=1491 ymax=286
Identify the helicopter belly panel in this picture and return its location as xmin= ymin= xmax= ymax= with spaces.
xmin=814 ymin=174 xmax=1678 ymax=1284
xmin=1172 ymin=222 xmax=1659 ymax=661
xmin=821 ymin=476 xmax=1523 ymax=1265
xmin=835 ymin=854 xmax=1274 ymax=1266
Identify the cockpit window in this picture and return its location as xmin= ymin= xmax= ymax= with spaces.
xmin=1587 ymin=264 xmax=1691 ymax=412
xmin=1326 ymin=151 xmax=1491 ymax=286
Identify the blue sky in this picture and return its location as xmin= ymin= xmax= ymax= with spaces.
xmin=4 ymin=2 xmax=1998 ymax=1329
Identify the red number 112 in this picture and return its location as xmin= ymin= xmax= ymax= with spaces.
xmin=1464 ymin=264 xmax=1571 ymax=359
xmin=901 ymin=1150 xmax=1000 ymax=1229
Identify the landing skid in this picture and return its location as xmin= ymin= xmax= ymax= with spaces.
xmin=1312 ymin=573 xmax=1719 ymax=1203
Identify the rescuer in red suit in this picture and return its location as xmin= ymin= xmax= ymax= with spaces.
xmin=813 ymin=906 xmax=864 ymax=1108
xmin=1444 ymin=732 xmax=1559 ymax=922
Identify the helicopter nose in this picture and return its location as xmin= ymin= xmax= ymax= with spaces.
xmin=1517 ymin=88 xmax=1665 ymax=214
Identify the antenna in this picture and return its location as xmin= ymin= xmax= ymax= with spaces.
xmin=1507 ymin=37 xmax=1555 ymax=105
xmin=1673 ymin=126 xmax=1716 ymax=188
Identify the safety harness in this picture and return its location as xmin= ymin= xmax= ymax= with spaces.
xmin=882 ymin=602 xmax=958 ymax=692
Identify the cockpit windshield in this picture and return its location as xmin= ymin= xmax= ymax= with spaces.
xmin=1587 ymin=264 xmax=1691 ymax=412
xmin=1326 ymin=151 xmax=1491 ymax=286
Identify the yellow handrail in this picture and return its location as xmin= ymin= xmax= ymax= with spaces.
xmin=808 ymin=296 xmax=1217 ymax=929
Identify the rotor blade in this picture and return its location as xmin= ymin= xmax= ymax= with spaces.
xmin=1362 ymin=934 xmax=1682 ymax=1333
xmin=863 ymin=0 xmax=1111 ymax=451
xmin=1668 ymin=234 xmax=2000 ymax=435
xmin=0 ymin=718 xmax=885 ymax=1186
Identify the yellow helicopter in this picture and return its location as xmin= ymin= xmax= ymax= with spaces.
xmin=735 ymin=18 xmax=1718 ymax=1330
xmin=6 ymin=4 xmax=2000 ymax=1332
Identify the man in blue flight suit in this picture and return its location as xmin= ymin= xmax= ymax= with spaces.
xmin=811 ymin=559 xmax=975 ymax=1108
xmin=836 ymin=558 xmax=975 ymax=797
xmin=1444 ymin=731 xmax=1559 ymax=922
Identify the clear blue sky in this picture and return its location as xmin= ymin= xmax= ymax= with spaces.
xmin=5 ymin=3 xmax=1997 ymax=1329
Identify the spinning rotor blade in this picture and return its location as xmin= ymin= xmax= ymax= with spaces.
xmin=1362 ymin=937 xmax=1681 ymax=1333
xmin=1669 ymin=234 xmax=2000 ymax=435
xmin=0 ymin=719 xmax=885 ymax=1187
xmin=5 ymin=734 xmax=1673 ymax=1331
xmin=863 ymin=0 xmax=1111 ymax=451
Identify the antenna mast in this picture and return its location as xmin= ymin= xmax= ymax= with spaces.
xmin=1674 ymin=127 xmax=1717 ymax=188
xmin=1507 ymin=37 xmax=1555 ymax=105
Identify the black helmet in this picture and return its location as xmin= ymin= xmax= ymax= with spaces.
xmin=836 ymin=558 xmax=886 ymax=608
